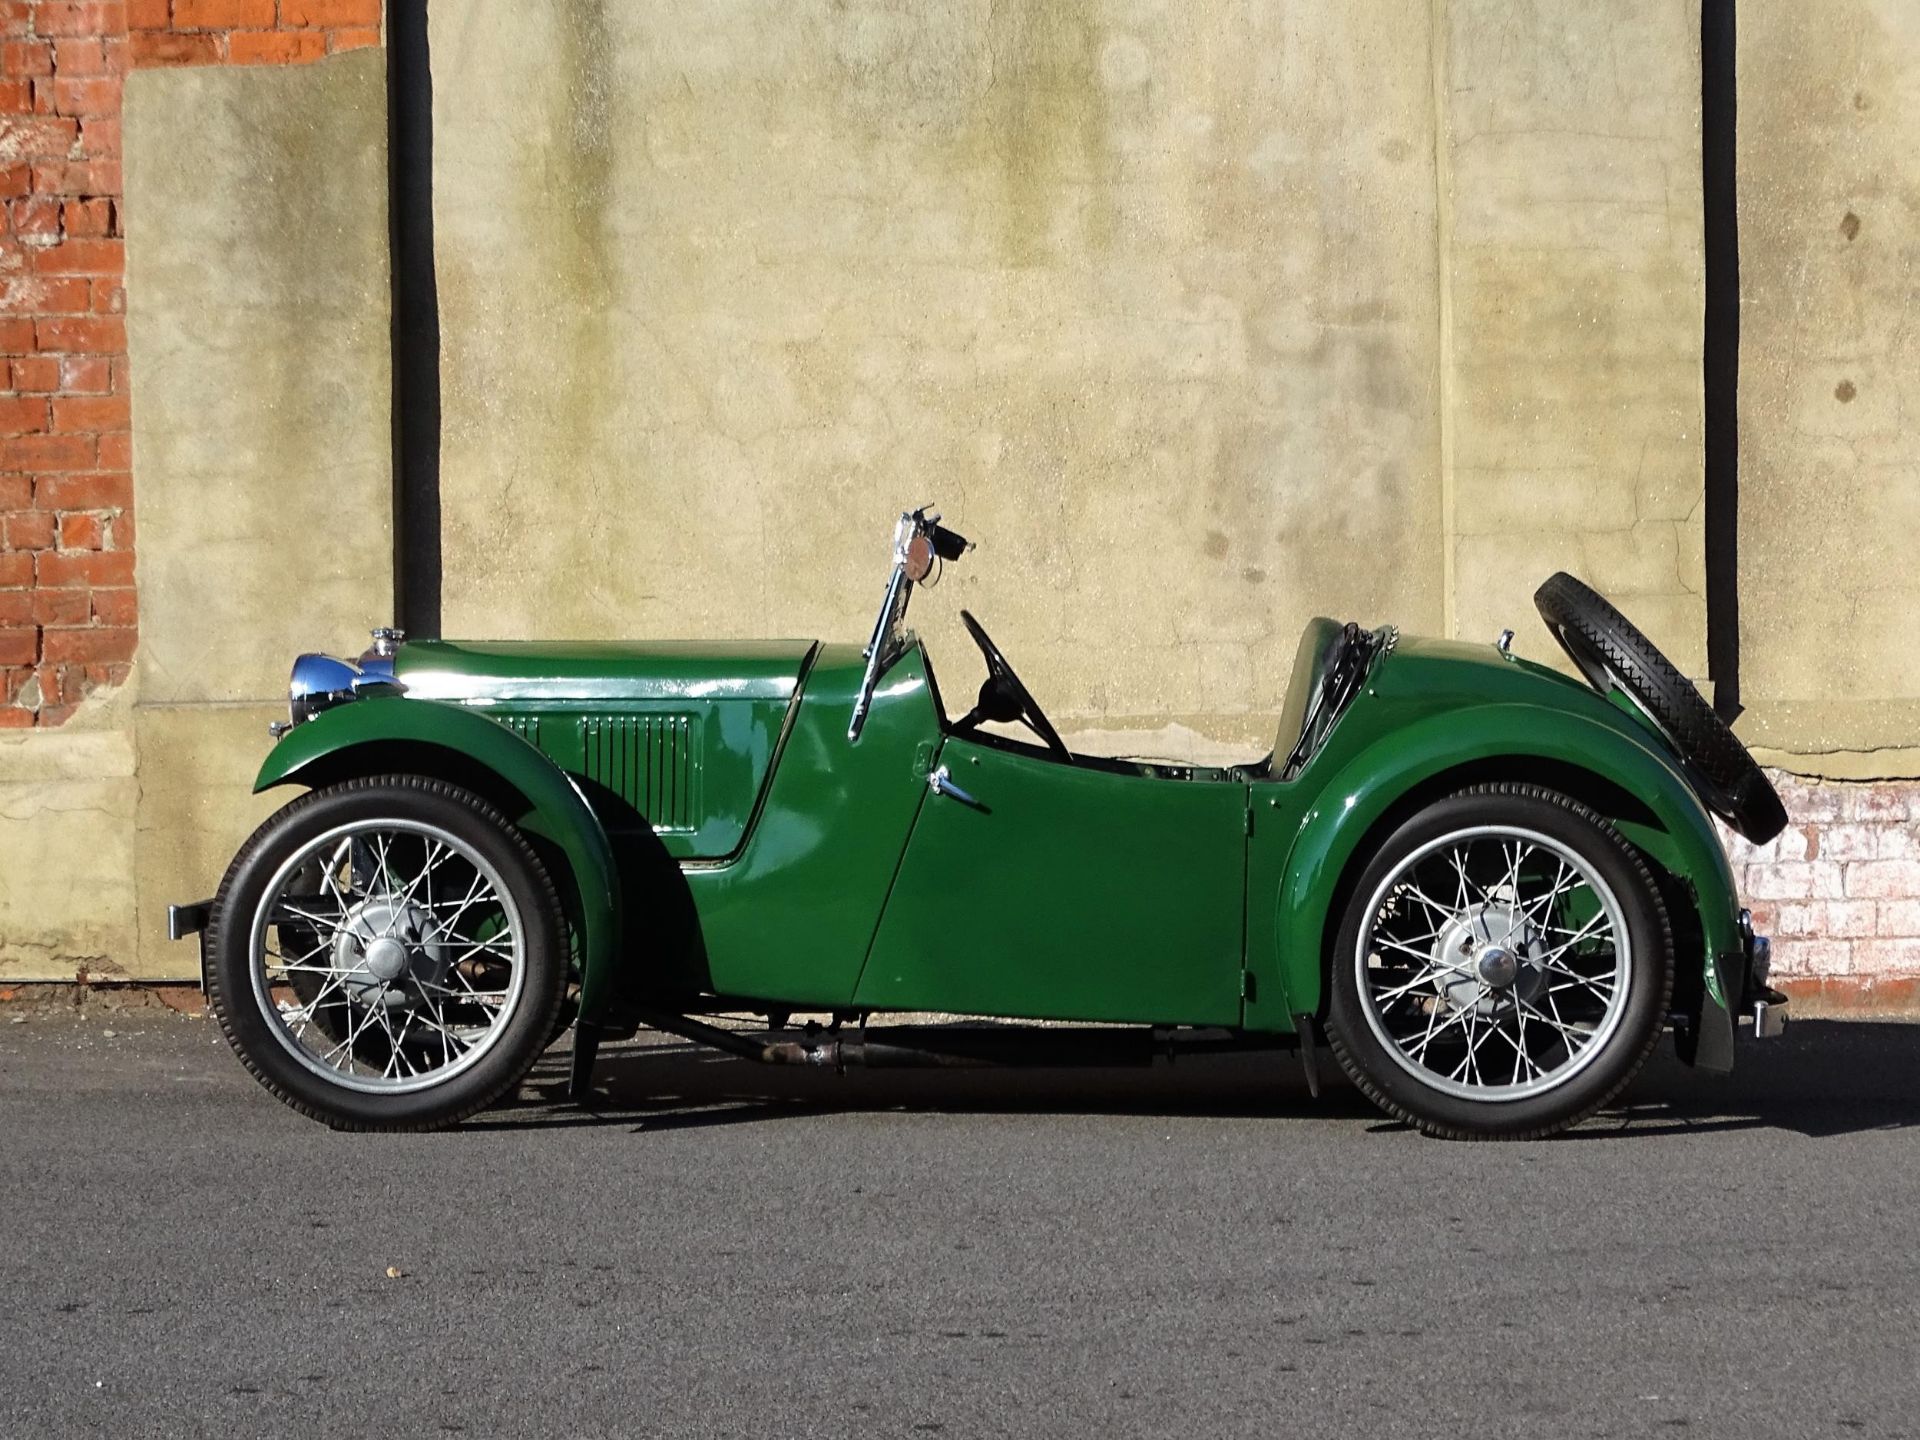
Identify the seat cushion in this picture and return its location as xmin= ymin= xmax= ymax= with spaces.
xmin=1272 ymin=617 xmax=1345 ymax=774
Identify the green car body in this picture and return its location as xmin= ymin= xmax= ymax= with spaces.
xmin=251 ymin=616 xmax=1749 ymax=1072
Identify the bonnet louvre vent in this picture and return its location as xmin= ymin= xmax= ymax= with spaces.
xmin=579 ymin=714 xmax=696 ymax=831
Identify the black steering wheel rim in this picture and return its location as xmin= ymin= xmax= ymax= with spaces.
xmin=955 ymin=609 xmax=1071 ymax=760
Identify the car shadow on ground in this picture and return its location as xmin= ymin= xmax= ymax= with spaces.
xmin=468 ymin=1017 xmax=1920 ymax=1138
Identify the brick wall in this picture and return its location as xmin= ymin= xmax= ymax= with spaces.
xmin=0 ymin=0 xmax=378 ymax=728
xmin=1723 ymin=771 xmax=1920 ymax=1013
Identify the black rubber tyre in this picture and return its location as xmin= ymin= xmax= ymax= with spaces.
xmin=205 ymin=776 xmax=568 ymax=1132
xmin=1534 ymin=571 xmax=1786 ymax=843
xmin=1325 ymin=785 xmax=1673 ymax=1141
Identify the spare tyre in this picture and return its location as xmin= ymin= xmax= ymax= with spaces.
xmin=1534 ymin=572 xmax=1787 ymax=844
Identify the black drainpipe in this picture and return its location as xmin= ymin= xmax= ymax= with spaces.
xmin=1701 ymin=0 xmax=1740 ymax=720
xmin=387 ymin=0 xmax=441 ymax=637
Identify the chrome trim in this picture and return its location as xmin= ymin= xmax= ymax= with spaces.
xmin=850 ymin=507 xmax=944 ymax=742
xmin=370 ymin=626 xmax=405 ymax=659
xmin=287 ymin=650 xmax=408 ymax=729
xmin=1752 ymin=998 xmax=1788 ymax=1039
xmin=168 ymin=900 xmax=211 ymax=941
xmin=927 ymin=764 xmax=981 ymax=808
xmin=1496 ymin=628 xmax=1515 ymax=657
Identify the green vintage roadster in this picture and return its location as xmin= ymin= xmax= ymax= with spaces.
xmin=172 ymin=508 xmax=1788 ymax=1138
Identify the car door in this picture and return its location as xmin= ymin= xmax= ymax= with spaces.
xmin=853 ymin=736 xmax=1248 ymax=1025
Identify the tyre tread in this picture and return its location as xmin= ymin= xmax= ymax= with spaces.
xmin=1323 ymin=783 xmax=1673 ymax=1141
xmin=204 ymin=775 xmax=567 ymax=1133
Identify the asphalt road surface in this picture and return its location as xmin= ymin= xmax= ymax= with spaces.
xmin=3 ymin=1007 xmax=1918 ymax=1440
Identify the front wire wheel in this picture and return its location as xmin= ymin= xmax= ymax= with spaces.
xmin=1326 ymin=785 xmax=1672 ymax=1140
xmin=206 ymin=777 xmax=567 ymax=1131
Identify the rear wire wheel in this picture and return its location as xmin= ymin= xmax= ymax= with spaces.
xmin=1325 ymin=784 xmax=1672 ymax=1140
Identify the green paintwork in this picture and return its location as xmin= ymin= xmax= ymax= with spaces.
xmin=248 ymin=617 xmax=1749 ymax=1061
xmin=857 ymin=735 xmax=1245 ymax=1024
xmin=253 ymin=696 xmax=623 ymax=1016
xmin=395 ymin=638 xmax=815 ymax=701
xmin=1245 ymin=636 xmax=1739 ymax=1058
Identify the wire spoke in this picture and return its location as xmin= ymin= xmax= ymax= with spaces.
xmin=1360 ymin=826 xmax=1632 ymax=1100
xmin=250 ymin=820 xmax=526 ymax=1094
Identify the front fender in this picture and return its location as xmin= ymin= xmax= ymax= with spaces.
xmin=1256 ymin=701 xmax=1739 ymax=1057
xmin=255 ymin=698 xmax=622 ymax=1024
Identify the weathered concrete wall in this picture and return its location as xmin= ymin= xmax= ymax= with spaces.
xmin=430 ymin=0 xmax=1711 ymax=758
xmin=1440 ymin=0 xmax=1707 ymax=670
xmin=117 ymin=51 xmax=394 ymax=977
xmin=431 ymin=0 xmax=1448 ymax=759
xmin=0 ymin=692 xmax=137 ymax=979
xmin=1737 ymin=0 xmax=1920 ymax=774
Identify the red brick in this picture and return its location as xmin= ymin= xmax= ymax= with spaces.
xmin=59 ymin=354 xmax=108 ymax=392
xmin=7 ymin=196 xmax=60 ymax=240
xmin=30 ymin=238 xmax=122 ymax=275
xmin=3 ymin=277 xmax=93 ymax=315
xmin=79 ymin=116 xmax=119 ymax=156
xmin=229 ymin=29 xmax=327 ymax=64
xmin=50 ymin=76 xmax=120 ymax=118
xmin=34 ymin=4 xmax=127 ymax=38
xmin=60 ymin=198 xmax=113 ymax=238
xmin=9 ymin=354 xmax=57 ymax=390
xmin=89 ymin=280 xmax=124 ymax=313
xmin=4 ymin=506 xmax=53 ymax=547
xmin=30 ymin=159 xmax=120 ymax=194
xmin=0 ymin=0 xmax=27 ymax=34
xmin=0 ymin=77 xmax=28 ymax=110
xmin=50 ymin=392 xmax=126 ymax=430
xmin=41 ymin=623 xmax=132 ymax=663
xmin=281 ymin=0 xmax=378 ymax=24
xmin=104 ymin=506 xmax=129 ymax=547
xmin=2 ymin=115 xmax=80 ymax=157
xmin=0 ymin=317 xmax=32 ymax=351
xmin=95 ymin=429 xmax=128 ymax=466
xmin=0 ymin=393 xmax=45 ymax=434
xmin=34 ymin=314 xmax=123 ymax=352
xmin=174 ymin=0 xmax=273 ymax=25
xmin=328 ymin=25 xmax=379 ymax=53
xmin=56 ymin=510 xmax=101 ymax=549
xmin=0 ymin=164 xmax=30 ymax=199
xmin=89 ymin=584 xmax=132 ymax=625
xmin=35 ymin=468 xmax=125 ymax=507
xmin=30 ymin=586 xmax=86 ymax=623
xmin=0 ymin=549 xmax=31 ymax=585
xmin=0 ymin=591 xmax=28 ymax=624
xmin=2 ymin=39 xmax=52 ymax=77
xmin=51 ymin=38 xmax=108 ymax=76
xmin=36 ymin=547 xmax=130 ymax=585
xmin=129 ymin=30 xmax=222 ymax=66
xmin=0 ymin=472 xmax=25 ymax=507
xmin=126 ymin=0 xmax=167 ymax=27
xmin=0 ymin=705 xmax=34 ymax=727
xmin=0 ymin=625 xmax=35 ymax=664
xmin=1 ymin=431 xmax=92 ymax=469
xmin=1846 ymin=860 xmax=1920 ymax=900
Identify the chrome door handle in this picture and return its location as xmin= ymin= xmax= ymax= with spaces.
xmin=927 ymin=764 xmax=982 ymax=808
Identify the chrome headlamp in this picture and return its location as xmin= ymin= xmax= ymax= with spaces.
xmin=277 ymin=630 xmax=407 ymax=735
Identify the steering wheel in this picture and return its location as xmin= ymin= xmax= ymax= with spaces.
xmin=950 ymin=609 xmax=1072 ymax=760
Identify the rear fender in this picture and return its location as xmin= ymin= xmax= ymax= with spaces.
xmin=254 ymin=698 xmax=622 ymax=1024
xmin=1256 ymin=703 xmax=1739 ymax=1064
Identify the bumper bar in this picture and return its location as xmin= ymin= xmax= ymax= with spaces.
xmin=168 ymin=899 xmax=215 ymax=992
xmin=1737 ymin=908 xmax=1788 ymax=1039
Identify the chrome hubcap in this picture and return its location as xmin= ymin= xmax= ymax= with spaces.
xmin=249 ymin=819 xmax=525 ymax=1095
xmin=1355 ymin=825 xmax=1632 ymax=1102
